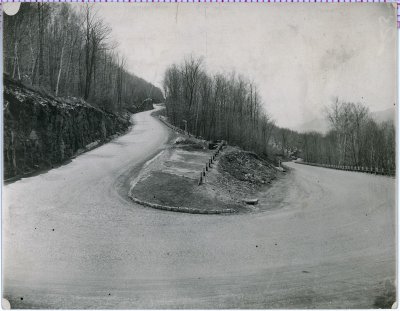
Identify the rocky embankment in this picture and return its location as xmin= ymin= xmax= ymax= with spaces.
xmin=3 ymin=77 xmax=131 ymax=180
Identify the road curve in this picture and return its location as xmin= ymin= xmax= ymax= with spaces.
xmin=3 ymin=110 xmax=396 ymax=309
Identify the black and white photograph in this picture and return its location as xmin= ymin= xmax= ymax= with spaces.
xmin=2 ymin=2 xmax=397 ymax=309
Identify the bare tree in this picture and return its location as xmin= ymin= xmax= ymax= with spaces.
xmin=163 ymin=57 xmax=276 ymax=156
xmin=4 ymin=3 xmax=163 ymax=113
xmin=82 ymin=4 xmax=111 ymax=100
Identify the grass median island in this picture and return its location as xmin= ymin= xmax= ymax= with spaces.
xmin=129 ymin=136 xmax=279 ymax=214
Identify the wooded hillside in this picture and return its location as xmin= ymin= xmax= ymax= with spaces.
xmin=163 ymin=57 xmax=275 ymax=157
xmin=300 ymin=101 xmax=395 ymax=171
xmin=272 ymin=100 xmax=395 ymax=172
xmin=4 ymin=3 xmax=164 ymax=113
xmin=163 ymin=58 xmax=395 ymax=173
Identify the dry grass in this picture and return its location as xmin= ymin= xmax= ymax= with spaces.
xmin=130 ymin=143 xmax=278 ymax=214
xmin=131 ymin=171 xmax=241 ymax=212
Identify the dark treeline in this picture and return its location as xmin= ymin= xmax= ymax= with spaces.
xmin=4 ymin=3 xmax=163 ymax=113
xmin=163 ymin=58 xmax=395 ymax=171
xmin=300 ymin=101 xmax=395 ymax=171
xmin=272 ymin=100 xmax=395 ymax=172
xmin=163 ymin=57 xmax=275 ymax=156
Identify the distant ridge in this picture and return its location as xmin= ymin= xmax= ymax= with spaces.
xmin=292 ymin=118 xmax=329 ymax=134
xmin=370 ymin=107 xmax=396 ymax=124
xmin=291 ymin=107 xmax=395 ymax=134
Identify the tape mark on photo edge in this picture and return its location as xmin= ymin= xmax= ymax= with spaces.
xmin=0 ymin=0 xmax=399 ymax=26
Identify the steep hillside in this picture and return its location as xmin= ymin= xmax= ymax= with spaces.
xmin=3 ymin=76 xmax=132 ymax=180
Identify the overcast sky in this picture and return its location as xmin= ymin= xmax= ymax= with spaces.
xmin=92 ymin=3 xmax=396 ymax=128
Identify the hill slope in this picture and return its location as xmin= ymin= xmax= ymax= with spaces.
xmin=4 ymin=77 xmax=132 ymax=180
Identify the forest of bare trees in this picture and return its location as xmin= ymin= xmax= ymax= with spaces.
xmin=163 ymin=58 xmax=395 ymax=172
xmin=163 ymin=57 xmax=275 ymax=156
xmin=5 ymin=3 xmax=395 ymax=174
xmin=270 ymin=100 xmax=395 ymax=173
xmin=4 ymin=3 xmax=163 ymax=113
xmin=298 ymin=100 xmax=395 ymax=172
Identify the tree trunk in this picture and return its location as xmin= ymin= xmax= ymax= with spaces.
xmin=38 ymin=4 xmax=45 ymax=87
xmin=55 ymin=44 xmax=64 ymax=96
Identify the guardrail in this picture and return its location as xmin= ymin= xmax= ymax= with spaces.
xmin=295 ymin=161 xmax=395 ymax=176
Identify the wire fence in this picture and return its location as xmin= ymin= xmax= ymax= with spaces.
xmin=295 ymin=161 xmax=395 ymax=176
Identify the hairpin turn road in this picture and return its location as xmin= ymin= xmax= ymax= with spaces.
xmin=3 ymin=106 xmax=395 ymax=309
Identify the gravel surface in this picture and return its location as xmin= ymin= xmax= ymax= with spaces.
xmin=3 ymin=107 xmax=396 ymax=309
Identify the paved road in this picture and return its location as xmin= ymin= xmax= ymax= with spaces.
xmin=3 ymin=108 xmax=396 ymax=309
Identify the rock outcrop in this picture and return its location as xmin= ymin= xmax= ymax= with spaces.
xmin=3 ymin=77 xmax=131 ymax=180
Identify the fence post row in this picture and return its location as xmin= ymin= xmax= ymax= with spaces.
xmin=198 ymin=141 xmax=224 ymax=185
xmin=297 ymin=161 xmax=394 ymax=176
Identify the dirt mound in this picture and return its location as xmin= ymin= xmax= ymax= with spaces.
xmin=129 ymin=143 xmax=280 ymax=214
xmin=129 ymin=143 xmax=245 ymax=213
xmin=219 ymin=149 xmax=276 ymax=185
